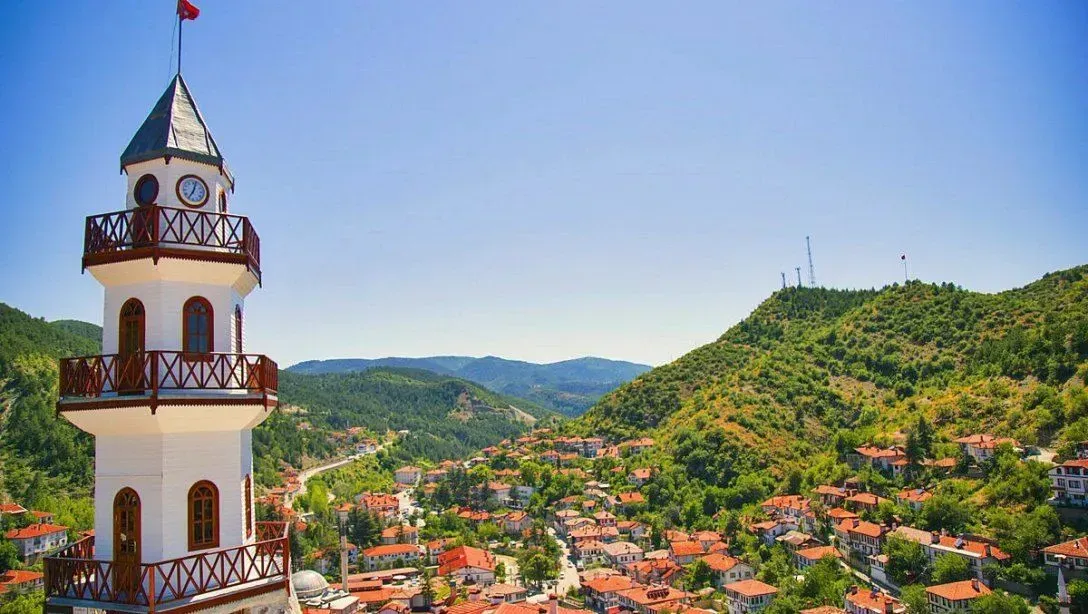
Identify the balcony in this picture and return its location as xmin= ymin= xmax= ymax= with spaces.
xmin=83 ymin=206 xmax=261 ymax=284
xmin=44 ymin=522 xmax=289 ymax=613
xmin=58 ymin=351 xmax=278 ymax=411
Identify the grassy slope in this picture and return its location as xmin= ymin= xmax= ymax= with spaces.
xmin=576 ymin=266 xmax=1088 ymax=476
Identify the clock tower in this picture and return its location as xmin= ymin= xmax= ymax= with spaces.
xmin=43 ymin=73 xmax=296 ymax=614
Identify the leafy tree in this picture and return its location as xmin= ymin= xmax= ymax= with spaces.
xmin=495 ymin=561 xmax=507 ymax=584
xmin=0 ymin=591 xmax=44 ymax=614
xmin=519 ymin=550 xmax=557 ymax=588
xmin=898 ymin=584 xmax=929 ymax=614
xmin=0 ymin=540 xmax=18 ymax=574
xmin=971 ymin=590 xmax=1031 ymax=614
xmin=884 ymin=536 xmax=928 ymax=585
xmin=916 ymin=494 xmax=975 ymax=533
xmin=684 ymin=558 xmax=714 ymax=591
xmin=931 ymin=553 xmax=971 ymax=585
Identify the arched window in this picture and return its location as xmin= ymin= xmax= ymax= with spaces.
xmin=234 ymin=305 xmax=243 ymax=353
xmin=188 ymin=480 xmax=219 ymax=550
xmin=182 ymin=297 xmax=214 ymax=356
xmin=119 ymin=299 xmax=145 ymax=356
xmin=244 ymin=474 xmax=253 ymax=539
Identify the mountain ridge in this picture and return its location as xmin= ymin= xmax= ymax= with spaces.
xmin=288 ymin=354 xmax=651 ymax=415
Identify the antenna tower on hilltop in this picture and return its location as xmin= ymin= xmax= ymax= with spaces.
xmin=806 ymin=236 xmax=816 ymax=287
xmin=781 ymin=272 xmax=787 ymax=289
xmin=795 ymin=266 xmax=802 ymax=287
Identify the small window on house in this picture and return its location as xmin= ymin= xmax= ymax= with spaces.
xmin=234 ymin=306 xmax=243 ymax=353
xmin=183 ymin=297 xmax=214 ymax=355
xmin=188 ymin=480 xmax=219 ymax=550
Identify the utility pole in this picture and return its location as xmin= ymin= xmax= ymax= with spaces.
xmin=806 ymin=236 xmax=816 ymax=287
xmin=795 ymin=267 xmax=802 ymax=287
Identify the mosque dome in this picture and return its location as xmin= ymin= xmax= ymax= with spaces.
xmin=292 ymin=570 xmax=329 ymax=600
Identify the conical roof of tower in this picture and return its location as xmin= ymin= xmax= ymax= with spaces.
xmin=120 ymin=74 xmax=233 ymax=186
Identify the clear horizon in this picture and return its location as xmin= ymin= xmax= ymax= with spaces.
xmin=2 ymin=2 xmax=1086 ymax=367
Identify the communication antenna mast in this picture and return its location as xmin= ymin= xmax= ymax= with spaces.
xmin=806 ymin=236 xmax=816 ymax=287
xmin=781 ymin=272 xmax=787 ymax=289
xmin=795 ymin=266 xmax=802 ymax=287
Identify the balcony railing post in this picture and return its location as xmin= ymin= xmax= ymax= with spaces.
xmin=148 ymin=565 xmax=156 ymax=613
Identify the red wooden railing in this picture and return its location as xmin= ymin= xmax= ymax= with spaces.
xmin=59 ymin=352 xmax=278 ymax=399
xmin=45 ymin=522 xmax=289 ymax=610
xmin=84 ymin=206 xmax=261 ymax=281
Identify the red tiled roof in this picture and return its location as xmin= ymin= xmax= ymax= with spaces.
xmin=1044 ymin=537 xmax=1088 ymax=558
xmin=0 ymin=504 xmax=27 ymax=514
xmin=438 ymin=546 xmax=495 ymax=575
xmin=795 ymin=545 xmax=841 ymax=562
xmin=925 ymin=580 xmax=991 ymax=601
xmin=845 ymin=587 xmax=904 ymax=613
xmin=724 ymin=579 xmax=777 ymax=597
xmin=5 ymin=523 xmax=68 ymax=540
xmin=583 ymin=575 xmax=636 ymax=594
xmin=701 ymin=553 xmax=743 ymax=573
xmin=617 ymin=492 xmax=645 ymax=504
xmin=669 ymin=541 xmax=704 ymax=557
xmin=0 ymin=570 xmax=43 ymax=585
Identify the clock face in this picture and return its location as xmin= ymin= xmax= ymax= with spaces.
xmin=177 ymin=175 xmax=209 ymax=208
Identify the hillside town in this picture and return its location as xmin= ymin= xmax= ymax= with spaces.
xmin=24 ymin=425 xmax=1053 ymax=612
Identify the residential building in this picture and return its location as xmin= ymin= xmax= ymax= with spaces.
xmin=602 ymin=541 xmax=644 ymax=566
xmin=813 ymin=485 xmax=856 ymax=508
xmin=0 ymin=569 xmax=44 ymax=593
xmin=615 ymin=585 xmax=690 ymax=614
xmin=793 ymin=545 xmax=841 ymax=570
xmin=844 ymin=586 xmax=904 ymax=614
xmin=1043 ymin=537 xmax=1088 ymax=579
xmin=360 ymin=493 xmax=400 ymax=517
xmin=853 ymin=446 xmax=908 ymax=477
xmin=702 ymin=553 xmax=754 ymax=588
xmin=888 ymin=526 xmax=1009 ymax=581
xmin=394 ymin=466 xmax=422 ymax=485
xmin=5 ymin=523 xmax=68 ymax=561
xmin=574 ymin=540 xmax=608 ymax=566
xmin=504 ymin=511 xmax=531 ymax=535
xmin=668 ymin=540 xmax=705 ymax=565
xmin=627 ymin=559 xmax=685 ymax=587
xmin=361 ymin=544 xmax=422 ymax=570
xmin=835 ymin=519 xmax=887 ymax=561
xmin=629 ymin=468 xmax=653 ymax=486
xmin=896 ymin=488 xmax=932 ymax=511
xmin=482 ymin=583 xmax=528 ymax=604
xmin=582 ymin=575 xmax=636 ymax=613
xmin=925 ymin=579 xmax=990 ymax=613
xmin=723 ymin=579 xmax=777 ymax=613
xmin=380 ymin=525 xmax=419 ymax=545
xmin=844 ymin=492 xmax=890 ymax=513
xmin=438 ymin=546 xmax=497 ymax=586
xmin=954 ymin=434 xmax=1019 ymax=463
xmin=1050 ymin=459 xmax=1088 ymax=507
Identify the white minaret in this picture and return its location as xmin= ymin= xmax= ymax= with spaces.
xmin=46 ymin=74 xmax=295 ymax=614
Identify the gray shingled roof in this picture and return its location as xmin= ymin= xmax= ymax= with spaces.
xmin=120 ymin=74 xmax=233 ymax=187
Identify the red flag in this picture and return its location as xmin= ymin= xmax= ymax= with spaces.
xmin=177 ymin=0 xmax=200 ymax=20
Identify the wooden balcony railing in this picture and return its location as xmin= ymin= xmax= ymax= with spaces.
xmin=58 ymin=352 xmax=278 ymax=402
xmin=83 ymin=206 xmax=261 ymax=282
xmin=44 ymin=522 xmax=290 ymax=610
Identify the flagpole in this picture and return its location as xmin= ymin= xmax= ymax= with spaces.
xmin=177 ymin=15 xmax=183 ymax=75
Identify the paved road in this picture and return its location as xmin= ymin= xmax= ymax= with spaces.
xmin=397 ymin=488 xmax=426 ymax=527
xmin=286 ymin=454 xmax=362 ymax=509
xmin=546 ymin=527 xmax=580 ymax=596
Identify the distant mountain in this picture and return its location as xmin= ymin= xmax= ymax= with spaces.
xmin=288 ymin=355 xmax=652 ymax=415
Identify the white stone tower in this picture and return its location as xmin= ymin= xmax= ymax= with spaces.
xmin=44 ymin=74 xmax=295 ymax=614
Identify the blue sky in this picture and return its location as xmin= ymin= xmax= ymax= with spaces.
xmin=1 ymin=1 xmax=1086 ymax=367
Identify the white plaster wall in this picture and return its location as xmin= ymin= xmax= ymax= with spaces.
xmin=102 ymin=280 xmax=243 ymax=355
xmin=94 ymin=430 xmax=254 ymax=563
xmin=123 ymin=159 xmax=231 ymax=213
xmin=94 ymin=434 xmax=167 ymax=562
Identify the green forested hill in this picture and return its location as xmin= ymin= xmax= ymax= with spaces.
xmin=576 ymin=266 xmax=1088 ymax=478
xmin=0 ymin=304 xmax=101 ymax=503
xmin=278 ymin=368 xmax=560 ymax=463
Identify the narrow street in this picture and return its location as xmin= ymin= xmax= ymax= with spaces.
xmin=286 ymin=453 xmax=364 ymax=509
xmin=546 ymin=527 xmax=580 ymax=596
